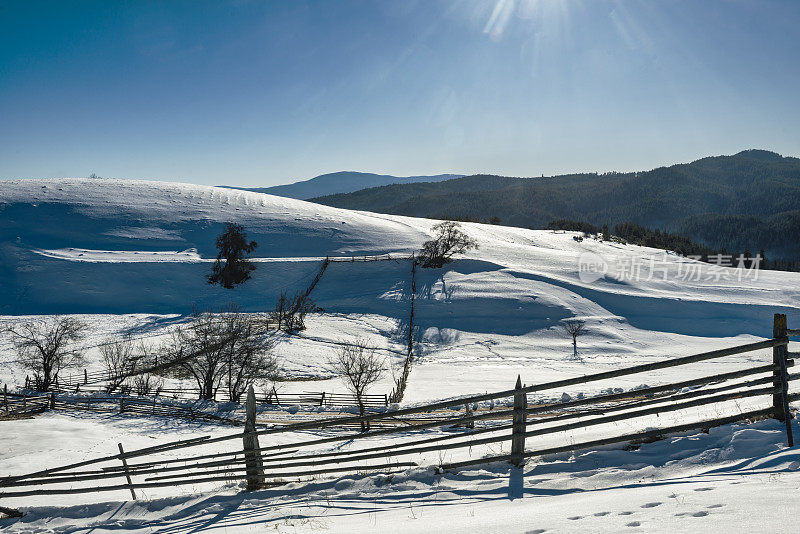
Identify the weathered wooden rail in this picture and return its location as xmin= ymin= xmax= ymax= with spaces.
xmin=327 ymin=253 xmax=415 ymax=263
xmin=42 ymin=379 xmax=388 ymax=407
xmin=1 ymin=314 xmax=796 ymax=504
xmin=1 ymin=388 xmax=50 ymax=417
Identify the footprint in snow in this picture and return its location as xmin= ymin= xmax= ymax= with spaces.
xmin=618 ymin=511 xmax=634 ymax=516
xmin=707 ymin=504 xmax=725 ymax=509
xmin=525 ymin=530 xmax=546 ymax=534
xmin=641 ymin=502 xmax=662 ymax=508
xmin=567 ymin=516 xmax=583 ymax=520
xmin=694 ymin=487 xmax=714 ymax=492
xmin=675 ymin=511 xmax=709 ymax=518
xmin=626 ymin=521 xmax=642 ymax=527
xmin=593 ymin=512 xmax=610 ymax=517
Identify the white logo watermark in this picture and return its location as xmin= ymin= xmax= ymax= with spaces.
xmin=577 ymin=252 xmax=761 ymax=283
xmin=578 ymin=252 xmax=609 ymax=283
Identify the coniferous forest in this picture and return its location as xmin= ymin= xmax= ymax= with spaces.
xmin=312 ymin=150 xmax=800 ymax=266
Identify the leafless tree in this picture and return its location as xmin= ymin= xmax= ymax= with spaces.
xmin=221 ymin=304 xmax=279 ymax=402
xmin=133 ymin=372 xmax=163 ymax=396
xmin=100 ymin=336 xmax=136 ymax=393
xmin=165 ymin=309 xmax=229 ymax=400
xmin=562 ymin=320 xmax=586 ymax=358
xmin=270 ymin=291 xmax=316 ymax=333
xmin=164 ymin=306 xmax=279 ymax=401
xmin=419 ymin=221 xmax=478 ymax=268
xmin=328 ymin=340 xmax=385 ymax=431
xmin=130 ymin=340 xmax=164 ymax=395
xmin=4 ymin=317 xmax=86 ymax=391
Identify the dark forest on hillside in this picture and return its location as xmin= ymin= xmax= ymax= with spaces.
xmin=312 ymin=150 xmax=800 ymax=263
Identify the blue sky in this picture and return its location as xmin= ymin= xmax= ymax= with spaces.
xmin=1 ymin=0 xmax=799 ymax=187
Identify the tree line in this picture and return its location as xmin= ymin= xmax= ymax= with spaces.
xmin=547 ymin=219 xmax=795 ymax=271
xmin=312 ymin=150 xmax=800 ymax=262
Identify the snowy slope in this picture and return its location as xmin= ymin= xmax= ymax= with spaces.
xmin=3 ymin=178 xmax=800 ymax=532
xmin=2 ymin=177 xmax=800 ymax=400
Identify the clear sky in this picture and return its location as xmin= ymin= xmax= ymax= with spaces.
xmin=1 ymin=0 xmax=799 ymax=187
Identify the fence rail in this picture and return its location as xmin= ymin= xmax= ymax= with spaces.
xmin=327 ymin=253 xmax=415 ymax=263
xmin=1 ymin=389 xmax=50 ymax=417
xmin=41 ymin=380 xmax=389 ymax=408
xmin=1 ymin=314 xmax=797 ymax=505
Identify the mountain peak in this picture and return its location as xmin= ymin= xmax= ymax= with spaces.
xmin=733 ymin=149 xmax=783 ymax=161
xmin=228 ymin=171 xmax=464 ymax=200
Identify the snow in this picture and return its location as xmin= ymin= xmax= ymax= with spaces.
xmin=2 ymin=177 xmax=800 ymax=531
xmin=2 ymin=412 xmax=799 ymax=533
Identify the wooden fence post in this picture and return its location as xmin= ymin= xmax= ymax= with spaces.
xmin=120 ymin=397 xmax=125 ymax=414
xmin=773 ymin=314 xmax=788 ymax=420
xmin=84 ymin=369 xmax=88 ymax=385
xmin=3 ymin=384 xmax=7 ymax=415
xmin=773 ymin=314 xmax=794 ymax=446
xmin=465 ymin=403 xmax=474 ymax=429
xmin=117 ymin=443 xmax=136 ymax=500
xmin=511 ymin=375 xmax=527 ymax=466
xmin=50 ymin=392 xmax=55 ymax=410
xmin=243 ymin=385 xmax=265 ymax=491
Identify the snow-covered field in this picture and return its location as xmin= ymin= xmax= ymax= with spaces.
xmin=2 ymin=178 xmax=800 ymax=531
xmin=3 ymin=411 xmax=799 ymax=533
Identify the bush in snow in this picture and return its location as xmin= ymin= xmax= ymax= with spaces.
xmin=418 ymin=221 xmax=478 ymax=268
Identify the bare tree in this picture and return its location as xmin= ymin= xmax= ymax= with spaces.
xmin=4 ymin=317 xmax=86 ymax=391
xmin=562 ymin=320 xmax=586 ymax=358
xmin=164 ymin=306 xmax=279 ymax=401
xmin=100 ymin=336 xmax=136 ymax=393
xmin=419 ymin=221 xmax=478 ymax=268
xmin=270 ymin=291 xmax=316 ymax=333
xmin=269 ymin=292 xmax=291 ymax=331
xmin=130 ymin=340 xmax=164 ymax=395
xmin=328 ymin=340 xmax=385 ymax=431
xmin=133 ymin=372 xmax=164 ymax=396
xmin=221 ymin=304 xmax=279 ymax=402
xmin=165 ymin=309 xmax=229 ymax=400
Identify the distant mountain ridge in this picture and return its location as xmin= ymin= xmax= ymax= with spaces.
xmin=309 ymin=150 xmax=800 ymax=258
xmin=226 ymin=171 xmax=463 ymax=200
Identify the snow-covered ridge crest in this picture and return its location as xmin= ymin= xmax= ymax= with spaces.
xmin=0 ymin=177 xmax=430 ymax=240
xmin=1 ymin=177 xmax=800 ymax=331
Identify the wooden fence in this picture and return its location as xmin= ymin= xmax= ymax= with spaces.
xmin=40 ymin=379 xmax=388 ymax=408
xmin=1 ymin=388 xmax=50 ymax=417
xmin=1 ymin=314 xmax=797 ymax=503
xmin=327 ymin=253 xmax=415 ymax=263
xmin=2 ymin=388 xmax=393 ymax=427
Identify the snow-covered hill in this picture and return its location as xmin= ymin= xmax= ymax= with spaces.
xmin=3 ymin=178 xmax=800 ymax=532
xmin=2 ymin=177 xmax=800 ymax=401
xmin=228 ymin=171 xmax=464 ymax=200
